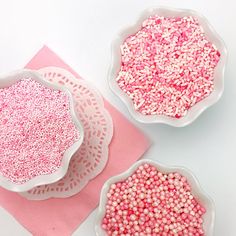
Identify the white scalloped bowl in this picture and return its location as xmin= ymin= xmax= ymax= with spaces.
xmin=108 ymin=6 xmax=227 ymax=127
xmin=0 ymin=69 xmax=84 ymax=192
xmin=96 ymin=159 xmax=215 ymax=236
xmin=19 ymin=66 xmax=113 ymax=200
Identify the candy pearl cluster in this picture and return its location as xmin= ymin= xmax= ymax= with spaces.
xmin=102 ymin=164 xmax=206 ymax=235
xmin=0 ymin=78 xmax=80 ymax=184
xmin=116 ymin=16 xmax=220 ymax=118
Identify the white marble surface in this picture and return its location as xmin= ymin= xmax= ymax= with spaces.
xmin=0 ymin=0 xmax=235 ymax=235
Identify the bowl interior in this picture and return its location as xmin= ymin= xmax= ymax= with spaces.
xmin=109 ymin=7 xmax=227 ymax=127
xmin=96 ymin=159 xmax=215 ymax=236
xmin=0 ymin=69 xmax=84 ymax=192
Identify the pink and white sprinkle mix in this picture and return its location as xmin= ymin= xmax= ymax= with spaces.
xmin=102 ymin=164 xmax=206 ymax=236
xmin=116 ymin=16 xmax=220 ymax=118
xmin=0 ymin=78 xmax=80 ymax=184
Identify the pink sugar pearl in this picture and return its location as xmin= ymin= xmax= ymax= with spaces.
xmin=116 ymin=16 xmax=220 ymax=118
xmin=102 ymin=164 xmax=206 ymax=235
xmin=0 ymin=78 xmax=80 ymax=184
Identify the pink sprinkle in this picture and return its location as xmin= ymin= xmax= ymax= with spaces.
xmin=0 ymin=78 xmax=80 ymax=184
xmin=102 ymin=164 xmax=206 ymax=235
xmin=116 ymin=16 xmax=220 ymax=118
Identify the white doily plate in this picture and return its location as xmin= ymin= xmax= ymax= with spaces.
xmin=20 ymin=67 xmax=113 ymax=200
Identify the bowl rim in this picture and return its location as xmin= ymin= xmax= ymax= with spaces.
xmin=20 ymin=66 xmax=114 ymax=200
xmin=108 ymin=6 xmax=227 ymax=127
xmin=0 ymin=69 xmax=84 ymax=192
xmin=95 ymin=159 xmax=215 ymax=236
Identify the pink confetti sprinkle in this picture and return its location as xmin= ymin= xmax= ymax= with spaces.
xmin=117 ymin=16 xmax=221 ymax=118
xmin=0 ymin=78 xmax=80 ymax=184
xmin=102 ymin=164 xmax=206 ymax=235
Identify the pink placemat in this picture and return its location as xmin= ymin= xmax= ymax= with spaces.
xmin=0 ymin=46 xmax=150 ymax=236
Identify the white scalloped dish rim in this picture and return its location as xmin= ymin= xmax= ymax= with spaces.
xmin=19 ymin=66 xmax=114 ymax=200
xmin=108 ymin=6 xmax=227 ymax=127
xmin=96 ymin=159 xmax=215 ymax=236
xmin=0 ymin=69 xmax=84 ymax=192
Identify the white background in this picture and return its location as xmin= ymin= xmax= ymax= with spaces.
xmin=0 ymin=0 xmax=235 ymax=235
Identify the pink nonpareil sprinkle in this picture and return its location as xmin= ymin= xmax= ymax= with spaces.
xmin=0 ymin=78 xmax=80 ymax=184
xmin=116 ymin=16 xmax=221 ymax=118
xmin=102 ymin=164 xmax=206 ymax=236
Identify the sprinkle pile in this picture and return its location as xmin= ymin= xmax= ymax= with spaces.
xmin=0 ymin=78 xmax=80 ymax=184
xmin=102 ymin=163 xmax=206 ymax=235
xmin=116 ymin=16 xmax=220 ymax=118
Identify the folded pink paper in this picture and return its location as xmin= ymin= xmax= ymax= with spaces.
xmin=0 ymin=46 xmax=150 ymax=236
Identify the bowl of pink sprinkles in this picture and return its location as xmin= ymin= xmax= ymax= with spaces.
xmin=96 ymin=159 xmax=215 ymax=236
xmin=0 ymin=70 xmax=84 ymax=192
xmin=109 ymin=7 xmax=227 ymax=126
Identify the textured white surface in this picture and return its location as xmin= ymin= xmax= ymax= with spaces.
xmin=21 ymin=67 xmax=113 ymax=200
xmin=0 ymin=0 xmax=235 ymax=235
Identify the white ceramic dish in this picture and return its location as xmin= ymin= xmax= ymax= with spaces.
xmin=0 ymin=69 xmax=84 ymax=192
xmin=20 ymin=66 xmax=113 ymax=200
xmin=108 ymin=6 xmax=227 ymax=127
xmin=96 ymin=159 xmax=215 ymax=236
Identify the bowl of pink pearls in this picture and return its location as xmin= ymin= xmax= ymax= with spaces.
xmin=109 ymin=6 xmax=227 ymax=127
xmin=95 ymin=159 xmax=214 ymax=236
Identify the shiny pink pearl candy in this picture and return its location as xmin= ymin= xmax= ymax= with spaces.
xmin=102 ymin=164 xmax=206 ymax=235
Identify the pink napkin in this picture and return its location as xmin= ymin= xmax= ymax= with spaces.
xmin=0 ymin=46 xmax=150 ymax=236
